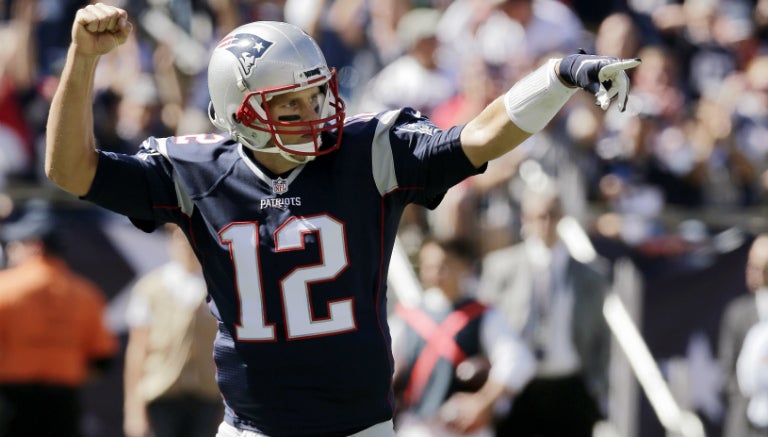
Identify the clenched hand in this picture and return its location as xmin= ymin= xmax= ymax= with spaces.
xmin=72 ymin=3 xmax=132 ymax=57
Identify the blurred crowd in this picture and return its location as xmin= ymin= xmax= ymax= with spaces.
xmin=3 ymin=0 xmax=768 ymax=258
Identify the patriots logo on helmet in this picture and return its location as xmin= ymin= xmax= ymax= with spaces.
xmin=218 ymin=33 xmax=274 ymax=75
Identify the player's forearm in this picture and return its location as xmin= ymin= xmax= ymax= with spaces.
xmin=45 ymin=45 xmax=100 ymax=197
xmin=460 ymin=96 xmax=532 ymax=168
xmin=475 ymin=379 xmax=511 ymax=410
xmin=123 ymin=333 xmax=148 ymax=414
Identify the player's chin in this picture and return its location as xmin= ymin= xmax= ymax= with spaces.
xmin=278 ymin=133 xmax=310 ymax=144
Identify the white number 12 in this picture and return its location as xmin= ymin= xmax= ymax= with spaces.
xmin=219 ymin=215 xmax=356 ymax=341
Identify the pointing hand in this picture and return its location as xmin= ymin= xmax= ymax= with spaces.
xmin=558 ymin=51 xmax=642 ymax=112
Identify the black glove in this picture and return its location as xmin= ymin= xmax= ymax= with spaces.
xmin=558 ymin=50 xmax=641 ymax=112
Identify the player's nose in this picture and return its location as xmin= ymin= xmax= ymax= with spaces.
xmin=298 ymin=100 xmax=320 ymax=121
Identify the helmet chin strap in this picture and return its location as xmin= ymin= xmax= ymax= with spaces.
xmin=279 ymin=149 xmax=315 ymax=164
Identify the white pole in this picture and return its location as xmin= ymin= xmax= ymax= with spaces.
xmin=387 ymin=236 xmax=423 ymax=308
xmin=603 ymin=293 xmax=705 ymax=437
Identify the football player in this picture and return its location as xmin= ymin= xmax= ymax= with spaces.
xmin=45 ymin=3 xmax=639 ymax=436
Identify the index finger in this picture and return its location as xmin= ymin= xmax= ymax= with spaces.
xmin=599 ymin=58 xmax=642 ymax=80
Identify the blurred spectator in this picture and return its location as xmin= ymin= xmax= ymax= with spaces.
xmin=630 ymin=45 xmax=687 ymax=128
xmin=431 ymin=55 xmax=506 ymax=130
xmin=355 ymin=7 xmax=455 ymax=115
xmin=0 ymin=200 xmax=118 ymax=437
xmin=687 ymin=95 xmax=754 ymax=208
xmin=736 ymin=318 xmax=768 ymax=433
xmin=0 ymin=0 xmax=44 ymax=185
xmin=438 ymin=0 xmax=586 ymax=84
xmin=590 ymin=113 xmax=666 ymax=245
xmin=564 ymin=0 xmax=628 ymax=32
xmin=756 ymin=0 xmax=768 ymax=41
xmin=478 ymin=185 xmax=611 ymax=437
xmin=719 ymin=234 xmax=768 ymax=437
xmin=366 ymin=0 xmax=417 ymax=65
xmin=31 ymin=0 xmax=86 ymax=76
xmin=92 ymin=88 xmax=136 ymax=155
xmin=206 ymin=0 xmax=285 ymax=31
xmin=115 ymin=73 xmax=174 ymax=146
xmin=594 ymin=11 xmax=643 ymax=60
xmin=0 ymin=195 xmax=13 ymax=269
xmin=123 ymin=224 xmax=221 ymax=437
xmin=488 ymin=0 xmax=585 ymax=60
xmin=650 ymin=0 xmax=757 ymax=101
xmin=624 ymin=44 xmax=725 ymax=208
xmin=589 ymin=44 xmax=697 ymax=246
xmin=390 ymin=236 xmax=535 ymax=437
xmin=284 ymin=0 xmax=377 ymax=102
xmin=728 ymin=54 xmax=768 ymax=206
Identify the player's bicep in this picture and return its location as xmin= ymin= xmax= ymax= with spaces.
xmin=391 ymin=124 xmax=482 ymax=206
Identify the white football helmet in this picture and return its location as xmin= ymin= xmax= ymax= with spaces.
xmin=207 ymin=21 xmax=345 ymax=161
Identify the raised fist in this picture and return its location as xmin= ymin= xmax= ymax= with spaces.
xmin=558 ymin=51 xmax=641 ymax=112
xmin=72 ymin=3 xmax=132 ymax=56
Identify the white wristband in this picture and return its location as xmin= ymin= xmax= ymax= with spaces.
xmin=504 ymin=58 xmax=578 ymax=133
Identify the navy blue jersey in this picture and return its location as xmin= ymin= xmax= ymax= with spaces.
xmin=84 ymin=108 xmax=483 ymax=436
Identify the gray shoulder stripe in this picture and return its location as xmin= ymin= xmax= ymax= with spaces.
xmin=157 ymin=138 xmax=194 ymax=216
xmin=174 ymin=173 xmax=195 ymax=216
xmin=372 ymin=110 xmax=402 ymax=197
xmin=156 ymin=137 xmax=169 ymax=158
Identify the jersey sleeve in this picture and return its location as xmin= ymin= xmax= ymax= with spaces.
xmin=83 ymin=138 xmax=182 ymax=232
xmin=373 ymin=108 xmax=486 ymax=209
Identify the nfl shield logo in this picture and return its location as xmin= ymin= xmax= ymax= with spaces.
xmin=271 ymin=177 xmax=288 ymax=195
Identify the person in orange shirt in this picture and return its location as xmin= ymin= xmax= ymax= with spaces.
xmin=0 ymin=200 xmax=118 ymax=437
